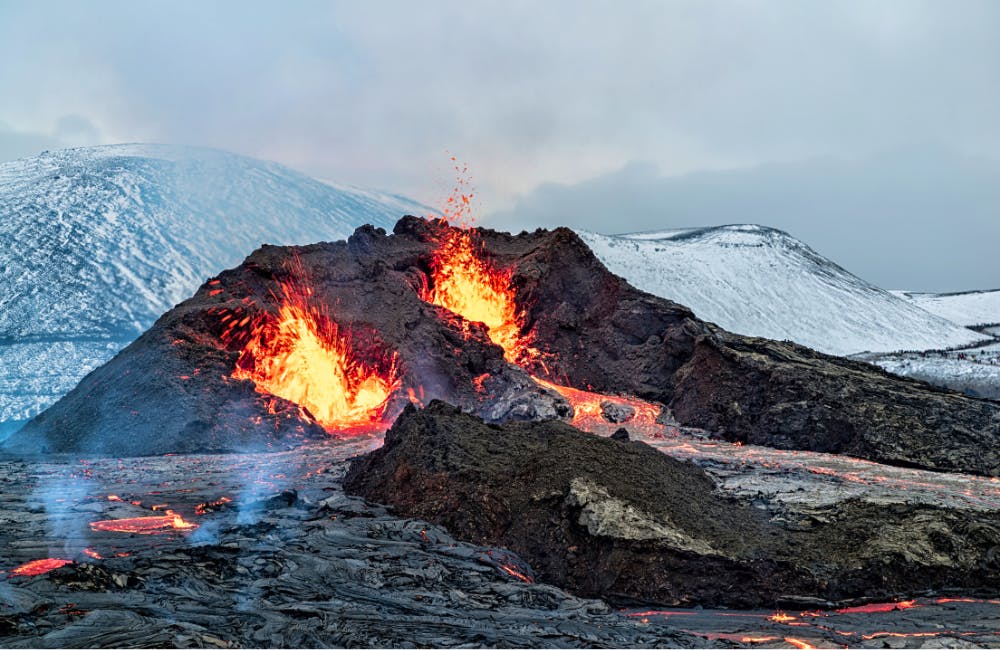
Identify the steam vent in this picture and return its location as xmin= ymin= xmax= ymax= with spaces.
xmin=8 ymin=216 xmax=1000 ymax=476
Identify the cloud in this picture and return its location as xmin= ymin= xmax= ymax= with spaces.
xmin=0 ymin=1 xmax=997 ymax=291
xmin=0 ymin=0 xmax=998 ymax=210
xmin=54 ymin=115 xmax=102 ymax=145
xmin=486 ymin=146 xmax=1000 ymax=293
xmin=0 ymin=117 xmax=104 ymax=162
xmin=0 ymin=125 xmax=64 ymax=162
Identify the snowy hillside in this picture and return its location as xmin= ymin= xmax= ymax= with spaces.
xmin=0 ymin=144 xmax=427 ymax=429
xmin=893 ymin=290 xmax=1000 ymax=328
xmin=578 ymin=225 xmax=988 ymax=357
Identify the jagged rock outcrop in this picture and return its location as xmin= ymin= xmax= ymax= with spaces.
xmin=345 ymin=402 xmax=1000 ymax=608
xmin=8 ymin=216 xmax=1000 ymax=472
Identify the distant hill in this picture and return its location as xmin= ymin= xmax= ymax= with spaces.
xmin=893 ymin=289 xmax=1000 ymax=328
xmin=578 ymin=224 xmax=987 ymax=357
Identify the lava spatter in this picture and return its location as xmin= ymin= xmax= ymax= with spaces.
xmin=421 ymin=225 xmax=541 ymax=366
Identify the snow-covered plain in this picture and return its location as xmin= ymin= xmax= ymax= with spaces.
xmin=0 ymin=144 xmax=427 ymax=429
xmin=578 ymin=225 xmax=987 ymax=357
xmin=859 ymin=341 xmax=1000 ymax=400
xmin=893 ymin=289 xmax=1000 ymax=328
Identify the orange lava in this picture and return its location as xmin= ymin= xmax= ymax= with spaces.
xmin=89 ymin=511 xmax=198 ymax=535
xmin=768 ymin=611 xmax=798 ymax=623
xmin=693 ymin=633 xmax=782 ymax=643
xmin=195 ymin=496 xmax=233 ymax=515
xmin=82 ymin=548 xmax=103 ymax=560
xmin=860 ymin=631 xmax=944 ymax=641
xmin=228 ymin=277 xmax=400 ymax=435
xmin=419 ymin=161 xmax=541 ymax=365
xmin=498 ymin=563 xmax=534 ymax=583
xmin=835 ymin=599 xmax=918 ymax=615
xmin=421 ymin=225 xmax=540 ymax=366
xmin=532 ymin=376 xmax=663 ymax=433
xmin=783 ymin=638 xmax=816 ymax=650
xmin=10 ymin=558 xmax=73 ymax=577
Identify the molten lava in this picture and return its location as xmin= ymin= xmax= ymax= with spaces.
xmin=835 ymin=599 xmax=918 ymax=615
xmin=195 ymin=496 xmax=233 ymax=515
xmin=10 ymin=558 xmax=72 ymax=577
xmin=228 ymin=278 xmax=400 ymax=435
xmin=532 ymin=377 xmax=663 ymax=434
xmin=421 ymin=226 xmax=538 ymax=365
xmin=498 ymin=563 xmax=534 ymax=583
xmin=89 ymin=511 xmax=197 ymax=535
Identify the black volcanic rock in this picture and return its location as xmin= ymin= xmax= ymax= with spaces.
xmin=7 ymin=216 xmax=1000 ymax=473
xmin=344 ymin=401 xmax=1000 ymax=608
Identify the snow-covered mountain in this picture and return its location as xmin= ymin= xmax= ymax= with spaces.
xmin=892 ymin=290 xmax=1000 ymax=328
xmin=0 ymin=144 xmax=427 ymax=432
xmin=578 ymin=225 xmax=988 ymax=357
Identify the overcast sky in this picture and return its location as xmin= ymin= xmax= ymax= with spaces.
xmin=1 ymin=1 xmax=997 ymax=291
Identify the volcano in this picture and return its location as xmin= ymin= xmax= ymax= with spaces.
xmin=0 ymin=144 xmax=427 ymax=431
xmin=8 ymin=217 xmax=1000 ymax=476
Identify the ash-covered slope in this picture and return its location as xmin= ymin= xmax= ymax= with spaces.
xmin=0 ymin=144 xmax=424 ymax=429
xmin=894 ymin=289 xmax=1000 ymax=328
xmin=10 ymin=217 xmax=1000 ymax=476
xmin=578 ymin=225 xmax=987 ymax=356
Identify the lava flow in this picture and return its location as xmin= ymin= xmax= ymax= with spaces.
xmin=532 ymin=376 xmax=664 ymax=434
xmin=89 ymin=511 xmax=197 ymax=535
xmin=226 ymin=274 xmax=401 ymax=435
xmin=10 ymin=558 xmax=73 ymax=577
